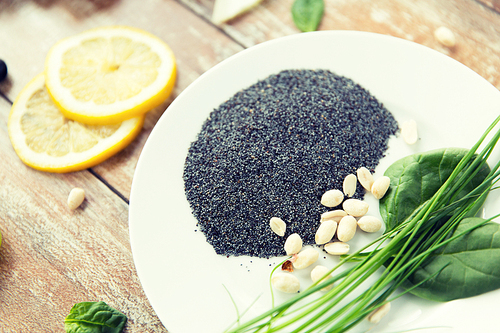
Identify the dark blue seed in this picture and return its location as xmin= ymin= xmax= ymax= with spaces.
xmin=0 ymin=59 xmax=7 ymax=82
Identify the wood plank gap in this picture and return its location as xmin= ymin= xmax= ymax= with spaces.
xmin=174 ymin=0 xmax=249 ymax=50
xmin=475 ymin=0 xmax=500 ymax=14
xmin=0 ymin=90 xmax=13 ymax=105
xmin=88 ymin=168 xmax=130 ymax=205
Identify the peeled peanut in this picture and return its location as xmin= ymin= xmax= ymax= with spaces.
xmin=367 ymin=302 xmax=391 ymax=323
xmin=434 ymin=26 xmax=456 ymax=47
xmin=315 ymin=219 xmax=337 ymax=245
xmin=342 ymin=199 xmax=369 ymax=217
xmin=320 ymin=189 xmax=344 ymax=207
xmin=343 ymin=174 xmax=357 ymax=197
xmin=270 ymin=217 xmax=286 ymax=236
xmin=271 ymin=273 xmax=300 ymax=293
xmin=357 ymin=216 xmax=383 ymax=233
xmin=310 ymin=265 xmax=333 ymax=291
xmin=324 ymin=241 xmax=350 ymax=255
xmin=337 ymin=215 xmax=357 ymax=242
xmin=320 ymin=210 xmax=347 ymax=223
xmin=357 ymin=167 xmax=374 ymax=191
xmin=401 ymin=119 xmax=418 ymax=145
xmin=293 ymin=248 xmax=319 ymax=269
xmin=371 ymin=176 xmax=391 ymax=200
xmin=68 ymin=188 xmax=85 ymax=210
xmin=284 ymin=233 xmax=302 ymax=255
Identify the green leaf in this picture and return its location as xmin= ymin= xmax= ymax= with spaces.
xmin=291 ymin=0 xmax=324 ymax=32
xmin=379 ymin=148 xmax=490 ymax=231
xmin=64 ymin=301 xmax=127 ymax=333
xmin=403 ymin=217 xmax=500 ymax=301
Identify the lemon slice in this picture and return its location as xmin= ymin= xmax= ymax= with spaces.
xmin=211 ymin=0 xmax=262 ymax=25
xmin=45 ymin=26 xmax=176 ymax=125
xmin=8 ymin=74 xmax=144 ymax=173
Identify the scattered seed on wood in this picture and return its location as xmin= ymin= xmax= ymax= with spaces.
xmin=67 ymin=188 xmax=85 ymax=210
xmin=434 ymin=26 xmax=456 ymax=47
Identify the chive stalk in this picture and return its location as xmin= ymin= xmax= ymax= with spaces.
xmin=225 ymin=114 xmax=500 ymax=333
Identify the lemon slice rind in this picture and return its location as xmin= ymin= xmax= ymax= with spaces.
xmin=45 ymin=26 xmax=176 ymax=125
xmin=8 ymin=74 xmax=144 ymax=173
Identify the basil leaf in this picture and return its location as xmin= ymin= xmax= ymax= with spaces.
xmin=380 ymin=148 xmax=490 ymax=231
xmin=403 ymin=217 xmax=500 ymax=301
xmin=64 ymin=301 xmax=127 ymax=333
xmin=291 ymin=0 xmax=324 ymax=32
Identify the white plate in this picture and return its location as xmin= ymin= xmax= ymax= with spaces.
xmin=129 ymin=31 xmax=500 ymax=333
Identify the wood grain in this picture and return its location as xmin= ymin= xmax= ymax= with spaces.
xmin=477 ymin=0 xmax=500 ymax=12
xmin=182 ymin=0 xmax=500 ymax=89
xmin=0 ymin=99 xmax=165 ymax=331
xmin=0 ymin=0 xmax=244 ymax=199
xmin=1 ymin=0 xmax=500 ymax=332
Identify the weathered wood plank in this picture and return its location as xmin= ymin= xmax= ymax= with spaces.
xmin=181 ymin=0 xmax=500 ymax=90
xmin=0 ymin=0 xmax=244 ymax=199
xmin=0 ymin=97 xmax=166 ymax=331
xmin=477 ymin=0 xmax=500 ymax=12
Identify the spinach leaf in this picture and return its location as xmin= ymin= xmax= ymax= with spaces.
xmin=64 ymin=301 xmax=127 ymax=333
xmin=291 ymin=0 xmax=324 ymax=32
xmin=380 ymin=148 xmax=490 ymax=231
xmin=403 ymin=217 xmax=500 ymax=302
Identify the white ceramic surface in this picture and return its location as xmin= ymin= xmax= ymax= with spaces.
xmin=129 ymin=31 xmax=500 ymax=333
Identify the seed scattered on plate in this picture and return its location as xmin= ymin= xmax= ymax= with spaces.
xmin=401 ymin=119 xmax=418 ymax=145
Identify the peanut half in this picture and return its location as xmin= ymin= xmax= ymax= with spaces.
xmin=269 ymin=217 xmax=286 ymax=236
xmin=310 ymin=265 xmax=333 ymax=291
xmin=321 ymin=189 xmax=344 ymax=208
xmin=324 ymin=241 xmax=350 ymax=255
xmin=357 ymin=167 xmax=374 ymax=192
xmin=293 ymin=248 xmax=319 ymax=269
xmin=315 ymin=219 xmax=337 ymax=245
xmin=357 ymin=216 xmax=383 ymax=233
xmin=401 ymin=119 xmax=418 ymax=145
xmin=284 ymin=233 xmax=303 ymax=255
xmin=271 ymin=273 xmax=300 ymax=293
xmin=337 ymin=215 xmax=357 ymax=242
xmin=68 ymin=188 xmax=85 ymax=210
xmin=343 ymin=174 xmax=357 ymax=197
xmin=342 ymin=199 xmax=369 ymax=217
xmin=434 ymin=26 xmax=456 ymax=47
xmin=371 ymin=176 xmax=391 ymax=200
xmin=320 ymin=209 xmax=347 ymax=223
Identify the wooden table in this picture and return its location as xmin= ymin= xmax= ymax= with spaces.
xmin=0 ymin=0 xmax=499 ymax=331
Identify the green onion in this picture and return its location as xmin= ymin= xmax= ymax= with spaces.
xmin=225 ymin=114 xmax=500 ymax=333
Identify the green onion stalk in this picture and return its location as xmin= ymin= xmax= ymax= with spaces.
xmin=225 ymin=114 xmax=500 ymax=333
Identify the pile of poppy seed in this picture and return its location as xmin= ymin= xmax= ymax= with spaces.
xmin=183 ymin=69 xmax=398 ymax=258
